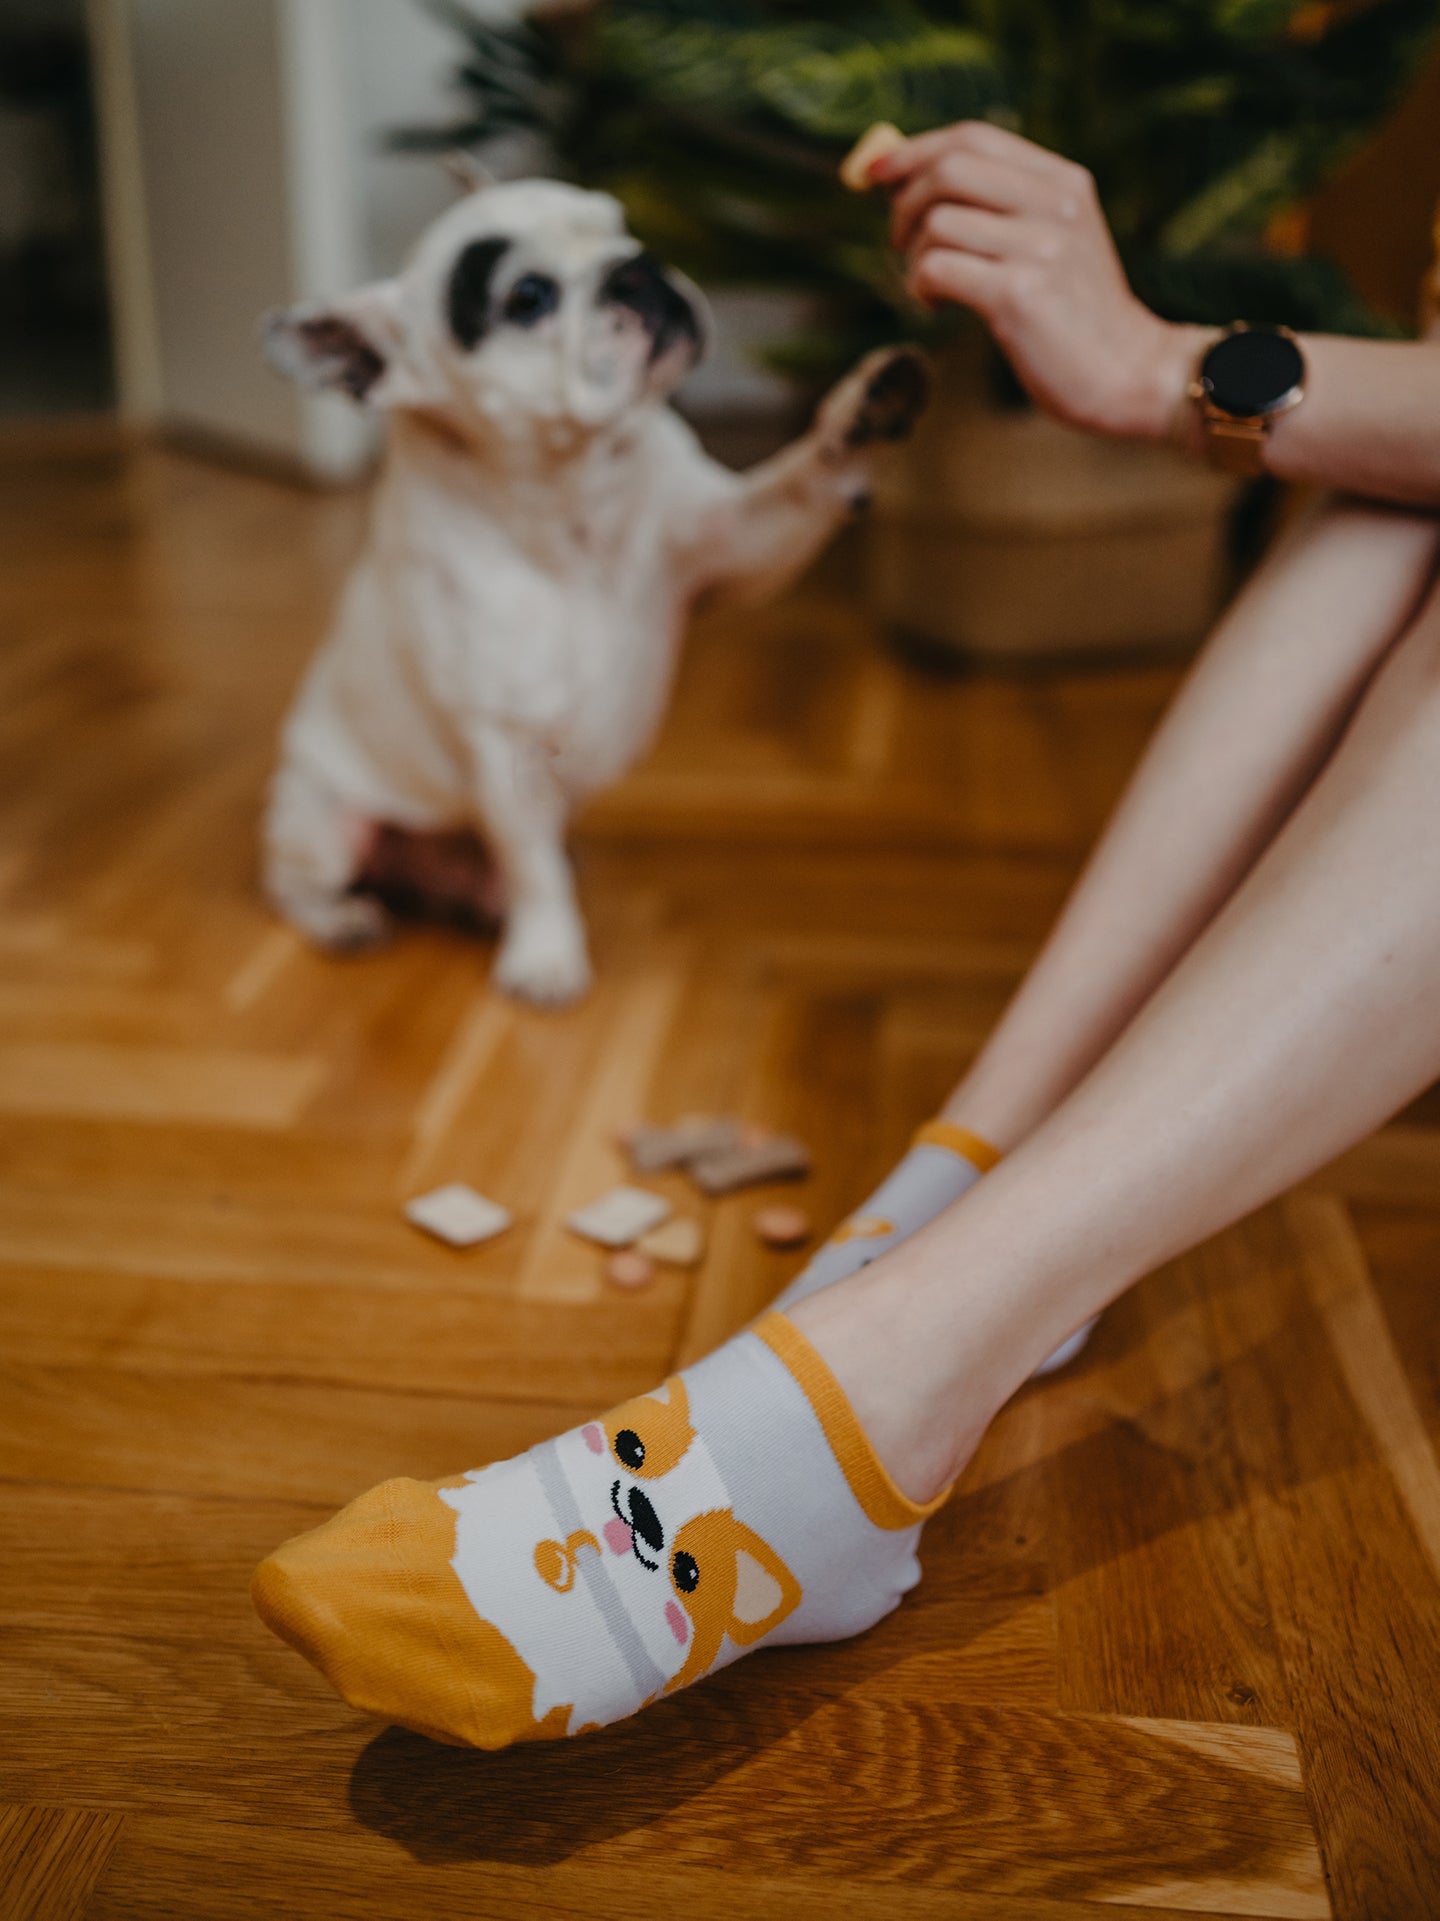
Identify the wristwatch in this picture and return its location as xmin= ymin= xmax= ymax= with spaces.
xmin=1188 ymin=323 xmax=1306 ymax=476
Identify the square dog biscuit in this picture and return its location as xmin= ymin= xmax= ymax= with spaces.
xmin=567 ymin=1185 xmax=671 ymax=1248
xmin=404 ymin=1183 xmax=512 ymax=1248
xmin=637 ymin=1216 xmax=706 ymax=1267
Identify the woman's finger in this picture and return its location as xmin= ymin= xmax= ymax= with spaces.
xmin=890 ymin=150 xmax=1048 ymax=250
xmin=908 ymin=201 xmax=1014 ymax=263
xmin=908 ymin=246 xmax=1013 ymax=321
xmin=872 ymin=119 xmax=1066 ymax=188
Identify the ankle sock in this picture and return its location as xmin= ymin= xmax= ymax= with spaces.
xmin=771 ymin=1119 xmax=1096 ymax=1375
xmin=252 ymin=1310 xmax=946 ymax=1749
xmin=771 ymin=1119 xmax=999 ymax=1314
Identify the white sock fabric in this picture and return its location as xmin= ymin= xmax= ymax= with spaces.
xmin=252 ymin=1311 xmax=946 ymax=1749
xmin=773 ymin=1119 xmax=1096 ymax=1375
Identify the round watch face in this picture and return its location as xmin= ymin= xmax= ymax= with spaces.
xmin=1201 ymin=328 xmax=1304 ymax=418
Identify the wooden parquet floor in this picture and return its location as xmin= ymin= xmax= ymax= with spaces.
xmin=1 ymin=424 xmax=1438 ymax=1921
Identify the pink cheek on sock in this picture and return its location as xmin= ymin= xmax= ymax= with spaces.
xmin=603 ymin=1518 xmax=633 ymax=1557
xmin=582 ymin=1424 xmax=604 ymax=1454
xmin=665 ymin=1600 xmax=688 ymax=1646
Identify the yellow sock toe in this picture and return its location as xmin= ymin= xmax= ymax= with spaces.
xmin=252 ymin=1475 xmax=568 ymax=1750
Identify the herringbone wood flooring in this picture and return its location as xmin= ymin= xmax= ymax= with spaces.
xmin=2 ymin=424 xmax=1437 ymax=1921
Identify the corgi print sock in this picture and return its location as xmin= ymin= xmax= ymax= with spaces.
xmin=771 ymin=1119 xmax=1096 ymax=1375
xmin=251 ymin=1311 xmax=946 ymax=1750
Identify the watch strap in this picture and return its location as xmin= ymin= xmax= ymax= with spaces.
xmin=1201 ymin=410 xmax=1269 ymax=477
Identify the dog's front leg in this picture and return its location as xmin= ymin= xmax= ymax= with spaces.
xmin=684 ymin=345 xmax=929 ymax=609
xmin=471 ymin=724 xmax=592 ymax=1007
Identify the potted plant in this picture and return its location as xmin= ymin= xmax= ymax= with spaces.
xmin=401 ymin=0 xmax=1439 ymax=659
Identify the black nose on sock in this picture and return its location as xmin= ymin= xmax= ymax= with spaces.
xmin=626 ymin=1487 xmax=665 ymax=1553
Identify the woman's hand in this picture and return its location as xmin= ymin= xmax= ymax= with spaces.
xmin=872 ymin=121 xmax=1197 ymax=441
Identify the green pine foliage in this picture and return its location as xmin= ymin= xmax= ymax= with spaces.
xmin=400 ymin=0 xmax=1440 ymax=378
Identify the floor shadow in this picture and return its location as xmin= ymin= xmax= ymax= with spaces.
xmin=348 ymin=1668 xmax=820 ymax=1867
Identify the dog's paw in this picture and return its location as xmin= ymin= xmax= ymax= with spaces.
xmin=819 ymin=345 xmax=930 ymax=457
xmin=494 ymin=917 xmax=593 ymax=1007
xmin=846 ymin=345 xmax=930 ymax=447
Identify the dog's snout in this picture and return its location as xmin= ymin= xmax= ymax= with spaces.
xmin=626 ymin=1486 xmax=665 ymax=1554
xmin=600 ymin=251 xmax=702 ymax=366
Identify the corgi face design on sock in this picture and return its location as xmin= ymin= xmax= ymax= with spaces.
xmin=441 ymin=1376 xmax=801 ymax=1735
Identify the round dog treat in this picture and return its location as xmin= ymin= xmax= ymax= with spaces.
xmin=606 ymin=1249 xmax=655 ymax=1290
xmin=753 ymin=1205 xmax=812 ymax=1250
xmin=839 ymin=121 xmax=905 ymax=192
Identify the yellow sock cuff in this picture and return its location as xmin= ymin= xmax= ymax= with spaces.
xmin=755 ymin=1312 xmax=951 ymax=1528
xmin=912 ymin=1118 xmax=1002 ymax=1173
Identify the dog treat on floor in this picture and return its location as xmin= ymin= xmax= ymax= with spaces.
xmin=252 ymin=1310 xmax=948 ymax=1749
xmin=690 ymin=1132 xmax=812 ymax=1195
xmin=605 ymin=1250 xmax=656 ymax=1291
xmin=840 ymin=121 xmax=905 ymax=191
xmin=753 ymin=1205 xmax=812 ymax=1250
xmin=567 ymin=1185 xmax=671 ymax=1248
xmin=637 ymin=1215 xmax=705 ymax=1267
xmin=622 ymin=1115 xmax=741 ymax=1173
xmin=404 ymin=1183 xmax=512 ymax=1248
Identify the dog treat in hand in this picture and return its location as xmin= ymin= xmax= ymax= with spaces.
xmin=690 ymin=1132 xmax=812 ymax=1195
xmin=623 ymin=1115 xmax=741 ymax=1173
xmin=404 ymin=1183 xmax=512 ymax=1248
xmin=840 ymin=121 xmax=905 ymax=191
xmin=753 ymin=1205 xmax=812 ymax=1250
xmin=567 ymin=1185 xmax=671 ymax=1248
xmin=605 ymin=1250 xmax=655 ymax=1290
xmin=638 ymin=1216 xmax=706 ymax=1268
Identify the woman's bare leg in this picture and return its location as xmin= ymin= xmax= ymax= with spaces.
xmin=775 ymin=502 xmax=1435 ymax=1347
xmin=790 ymin=569 xmax=1440 ymax=1501
xmin=943 ymin=500 xmax=1440 ymax=1148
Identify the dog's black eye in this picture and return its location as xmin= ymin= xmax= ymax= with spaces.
xmin=503 ymin=273 xmax=560 ymax=327
xmin=614 ymin=1429 xmax=645 ymax=1471
xmin=671 ymin=1550 xmax=699 ymax=1593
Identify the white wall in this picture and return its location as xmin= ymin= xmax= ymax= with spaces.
xmin=126 ymin=0 xmax=311 ymax=458
xmin=94 ymin=0 xmax=446 ymax=475
xmin=346 ymin=0 xmax=466 ymax=278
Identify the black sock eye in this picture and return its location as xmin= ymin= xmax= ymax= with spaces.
xmin=614 ymin=1428 xmax=645 ymax=1471
xmin=671 ymin=1550 xmax=699 ymax=1593
xmin=503 ymin=273 xmax=560 ymax=327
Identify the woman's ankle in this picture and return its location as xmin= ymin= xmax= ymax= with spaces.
xmin=784 ymin=1273 xmax=1004 ymax=1507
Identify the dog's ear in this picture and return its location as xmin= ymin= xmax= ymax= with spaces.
xmin=441 ymin=149 xmax=495 ymax=195
xmin=665 ymin=1508 xmax=802 ymax=1692
xmin=601 ymin=1377 xmax=695 ymax=1481
xmin=656 ymin=264 xmax=713 ymax=380
xmin=263 ymin=280 xmax=428 ymax=407
xmin=600 ymin=251 xmax=712 ymax=392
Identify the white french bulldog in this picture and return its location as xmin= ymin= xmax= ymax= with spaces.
xmin=264 ymin=177 xmax=926 ymax=1004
